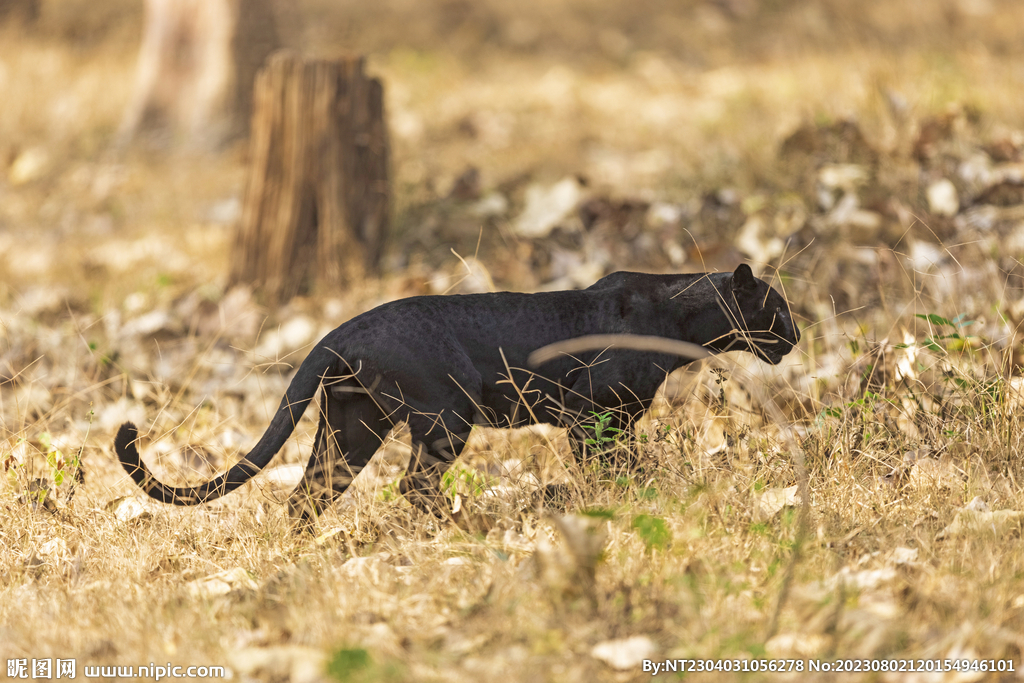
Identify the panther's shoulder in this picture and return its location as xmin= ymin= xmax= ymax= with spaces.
xmin=584 ymin=271 xmax=636 ymax=290
xmin=585 ymin=270 xmax=726 ymax=297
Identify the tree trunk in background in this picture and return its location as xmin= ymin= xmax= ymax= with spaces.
xmin=230 ymin=52 xmax=390 ymax=304
xmin=116 ymin=0 xmax=289 ymax=148
xmin=0 ymin=0 xmax=40 ymax=26
xmin=232 ymin=0 xmax=291 ymax=138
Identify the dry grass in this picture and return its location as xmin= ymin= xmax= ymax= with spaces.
xmin=3 ymin=1 xmax=1024 ymax=680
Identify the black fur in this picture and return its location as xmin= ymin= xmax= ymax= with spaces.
xmin=115 ymin=264 xmax=799 ymax=522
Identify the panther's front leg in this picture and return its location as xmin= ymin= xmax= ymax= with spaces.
xmin=566 ymin=408 xmax=644 ymax=468
xmin=563 ymin=367 xmax=653 ymax=470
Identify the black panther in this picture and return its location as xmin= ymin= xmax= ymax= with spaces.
xmin=115 ymin=264 xmax=799 ymax=523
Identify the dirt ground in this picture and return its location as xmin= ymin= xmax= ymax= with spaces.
xmin=3 ymin=0 xmax=1024 ymax=680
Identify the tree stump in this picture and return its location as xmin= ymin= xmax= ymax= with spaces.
xmin=230 ymin=51 xmax=389 ymax=304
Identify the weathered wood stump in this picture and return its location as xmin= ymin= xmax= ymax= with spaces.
xmin=231 ymin=51 xmax=389 ymax=304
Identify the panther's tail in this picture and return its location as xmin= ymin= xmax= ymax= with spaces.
xmin=115 ymin=344 xmax=336 ymax=506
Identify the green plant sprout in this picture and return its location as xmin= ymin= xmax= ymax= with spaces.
xmin=584 ymin=411 xmax=623 ymax=450
xmin=896 ymin=313 xmax=976 ymax=353
xmin=441 ymin=466 xmax=496 ymax=501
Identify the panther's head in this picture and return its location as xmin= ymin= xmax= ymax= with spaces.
xmin=718 ymin=264 xmax=800 ymax=365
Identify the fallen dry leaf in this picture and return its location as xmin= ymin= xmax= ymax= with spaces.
xmin=755 ymin=485 xmax=800 ymax=521
xmin=514 ymin=177 xmax=583 ymax=238
xmin=831 ymin=567 xmax=897 ymax=591
xmin=890 ymin=546 xmax=920 ymax=566
xmin=105 ymin=496 xmax=153 ymax=523
xmin=590 ymin=635 xmax=657 ymax=670
xmin=936 ymin=508 xmax=1024 ymax=540
xmin=338 ymin=555 xmax=399 ymax=588
xmin=188 ymin=567 xmax=258 ymax=599
xmin=38 ymin=537 xmax=69 ymax=562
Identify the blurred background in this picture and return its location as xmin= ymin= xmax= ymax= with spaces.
xmin=3 ymin=0 xmax=1024 ymax=422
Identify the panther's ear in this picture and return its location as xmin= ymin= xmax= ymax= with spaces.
xmin=732 ymin=264 xmax=757 ymax=293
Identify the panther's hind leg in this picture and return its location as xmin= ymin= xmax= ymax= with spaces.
xmin=287 ymin=389 xmax=392 ymax=527
xmin=399 ymin=410 xmax=473 ymax=517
